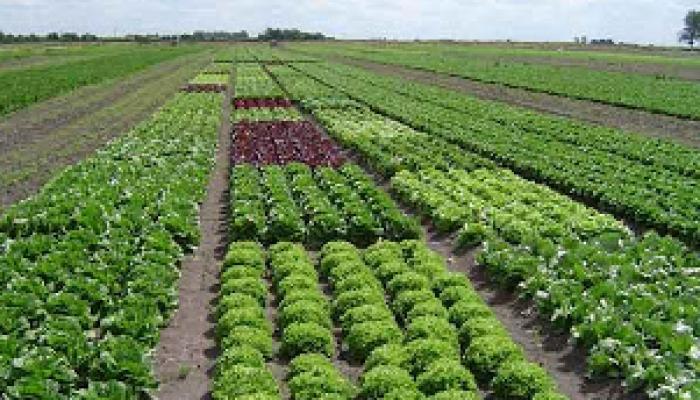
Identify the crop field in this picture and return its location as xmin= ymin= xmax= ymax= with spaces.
xmin=0 ymin=42 xmax=698 ymax=400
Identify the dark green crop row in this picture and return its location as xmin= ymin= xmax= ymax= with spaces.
xmin=290 ymin=62 xmax=700 ymax=246
xmin=229 ymin=163 xmax=421 ymax=247
xmin=290 ymin=43 xmax=700 ymax=120
xmin=0 ymin=45 xmax=204 ymax=117
xmin=0 ymin=92 xmax=223 ymax=398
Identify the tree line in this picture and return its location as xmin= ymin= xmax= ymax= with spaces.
xmin=0 ymin=28 xmax=332 ymax=44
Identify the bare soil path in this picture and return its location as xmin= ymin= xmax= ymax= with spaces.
xmin=154 ymin=83 xmax=231 ymax=400
xmin=327 ymin=55 xmax=700 ymax=149
xmin=0 ymin=52 xmax=210 ymax=211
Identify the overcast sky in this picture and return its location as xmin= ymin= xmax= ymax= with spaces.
xmin=0 ymin=0 xmax=696 ymax=45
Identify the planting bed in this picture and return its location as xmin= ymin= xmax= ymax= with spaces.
xmin=234 ymin=98 xmax=294 ymax=108
xmin=181 ymin=83 xmax=227 ymax=93
xmin=232 ymin=120 xmax=347 ymax=166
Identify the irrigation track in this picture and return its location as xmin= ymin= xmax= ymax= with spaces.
xmin=154 ymin=84 xmax=232 ymax=400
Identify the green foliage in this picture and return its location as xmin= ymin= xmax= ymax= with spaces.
xmin=277 ymin=274 xmax=319 ymax=299
xmin=387 ymin=272 xmax=431 ymax=298
xmin=221 ymin=327 xmax=273 ymax=359
xmin=382 ymin=388 xmax=426 ymax=400
xmin=217 ymin=293 xmax=261 ymax=317
xmin=458 ymin=317 xmax=507 ymax=348
xmin=220 ymin=278 xmax=267 ymax=306
xmin=491 ymin=360 xmax=557 ymax=400
xmin=406 ymin=339 xmax=460 ymax=375
xmin=218 ymin=346 xmax=266 ymax=370
xmin=346 ymin=321 xmax=403 ymax=360
xmin=406 ymin=300 xmax=449 ymax=322
xmin=364 ymin=344 xmax=410 ymax=371
xmin=0 ymin=46 xmax=202 ymax=116
xmin=278 ymin=300 xmax=332 ymax=330
xmin=406 ymin=317 xmax=459 ymax=350
xmin=218 ymin=307 xmax=272 ymax=337
xmin=415 ymin=358 xmax=477 ymax=395
xmin=287 ymin=354 xmax=356 ymax=400
xmin=281 ymin=322 xmax=334 ymax=358
xmin=340 ymin=305 xmax=395 ymax=333
xmin=288 ymin=354 xmax=335 ymax=379
xmin=212 ymin=365 xmax=279 ymax=399
xmin=464 ymin=335 xmax=525 ymax=382
xmin=360 ymin=366 xmax=416 ymax=400
xmin=0 ymin=92 xmax=221 ymax=396
xmin=392 ymin=290 xmax=437 ymax=320
xmin=333 ymin=289 xmax=386 ymax=319
xmin=429 ymin=389 xmax=481 ymax=400
xmin=448 ymin=301 xmax=494 ymax=328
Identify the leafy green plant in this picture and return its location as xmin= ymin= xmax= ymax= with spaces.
xmin=415 ymin=358 xmax=477 ymax=396
xmin=464 ymin=335 xmax=525 ymax=382
xmin=364 ymin=344 xmax=410 ymax=372
xmin=281 ymin=322 xmax=334 ymax=358
xmin=406 ymin=339 xmax=460 ymax=375
xmin=212 ymin=365 xmax=279 ymax=399
xmin=406 ymin=317 xmax=459 ymax=350
xmin=491 ymin=360 xmax=557 ymax=400
xmin=360 ymin=365 xmax=416 ymax=400
xmin=278 ymin=300 xmax=332 ymax=330
xmin=346 ymin=321 xmax=403 ymax=360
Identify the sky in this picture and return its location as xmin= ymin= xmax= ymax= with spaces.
xmin=0 ymin=0 xmax=697 ymax=45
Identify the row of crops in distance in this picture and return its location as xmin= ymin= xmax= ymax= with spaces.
xmin=0 ymin=44 xmax=205 ymax=117
xmin=288 ymin=61 xmax=700 ymax=246
xmin=0 ymin=88 xmax=223 ymax=397
xmin=290 ymin=42 xmax=700 ymax=120
xmin=264 ymin=62 xmax=700 ymax=400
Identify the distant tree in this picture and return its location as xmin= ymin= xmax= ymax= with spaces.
xmin=679 ymin=10 xmax=700 ymax=48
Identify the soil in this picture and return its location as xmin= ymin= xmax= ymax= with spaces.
xmin=0 ymin=53 xmax=210 ymax=211
xmin=326 ymin=55 xmax=700 ymax=149
xmin=153 ymin=82 xmax=232 ymax=400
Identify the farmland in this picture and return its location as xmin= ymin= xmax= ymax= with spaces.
xmin=0 ymin=41 xmax=698 ymax=400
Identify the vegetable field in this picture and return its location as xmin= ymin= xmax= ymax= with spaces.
xmin=0 ymin=43 xmax=698 ymax=400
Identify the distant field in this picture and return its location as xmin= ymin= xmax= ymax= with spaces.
xmin=0 ymin=43 xmax=205 ymax=117
xmin=291 ymin=42 xmax=700 ymax=119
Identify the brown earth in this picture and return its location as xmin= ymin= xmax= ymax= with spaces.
xmin=154 ymin=82 xmax=231 ymax=400
xmin=325 ymin=55 xmax=700 ymax=149
xmin=0 ymin=52 xmax=210 ymax=211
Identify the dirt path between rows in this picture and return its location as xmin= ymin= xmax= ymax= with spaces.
xmin=154 ymin=86 xmax=232 ymax=400
xmin=327 ymin=55 xmax=700 ymax=149
xmin=0 ymin=53 xmax=210 ymax=211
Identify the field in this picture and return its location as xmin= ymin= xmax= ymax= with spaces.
xmin=0 ymin=42 xmax=698 ymax=400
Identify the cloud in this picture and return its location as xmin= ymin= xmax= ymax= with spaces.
xmin=0 ymin=0 xmax=696 ymax=45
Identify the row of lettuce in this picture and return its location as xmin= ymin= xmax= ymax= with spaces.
xmin=289 ymin=42 xmax=700 ymax=120
xmin=229 ymin=163 xmax=421 ymax=247
xmin=214 ymin=240 xmax=568 ymax=400
xmin=0 ymin=92 xmax=223 ymax=398
xmin=263 ymin=63 xmax=699 ymax=399
xmin=287 ymin=61 xmax=700 ymax=246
